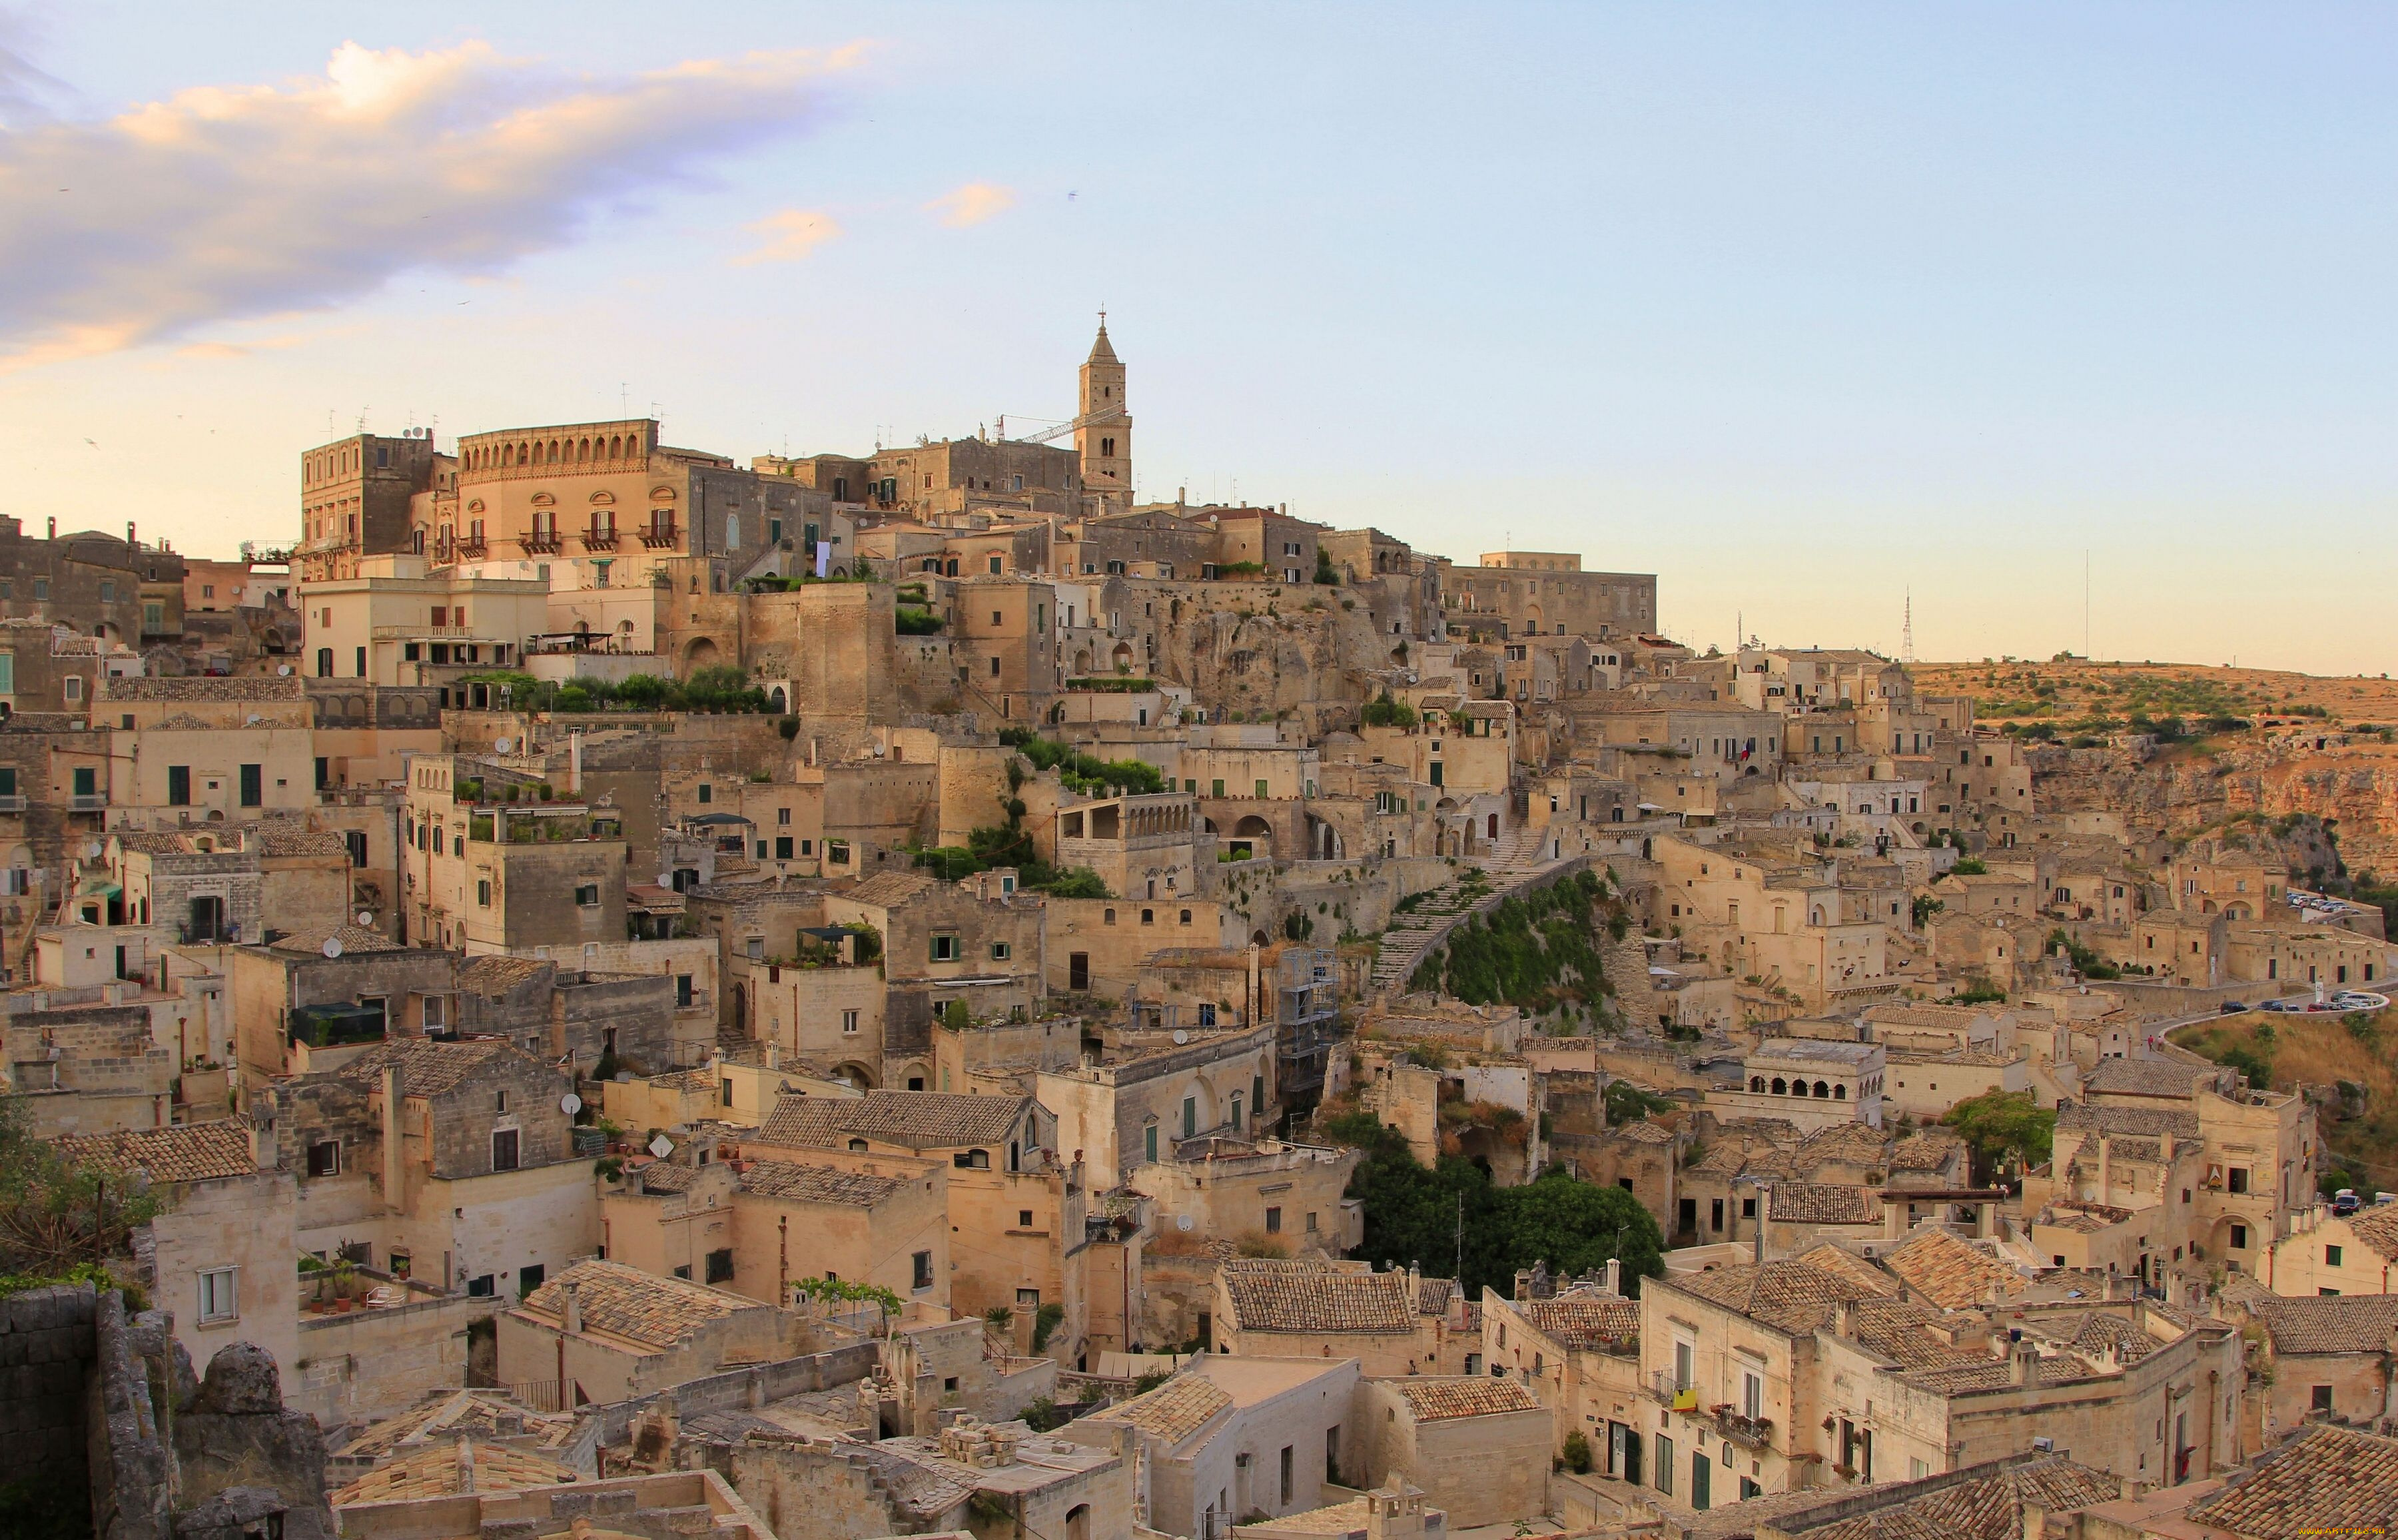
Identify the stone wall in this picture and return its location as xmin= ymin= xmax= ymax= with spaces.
xmin=0 ymin=1282 xmax=101 ymax=1525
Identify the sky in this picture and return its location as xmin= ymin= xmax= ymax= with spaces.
xmin=0 ymin=3 xmax=2391 ymax=674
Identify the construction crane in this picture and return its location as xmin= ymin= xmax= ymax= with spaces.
xmin=994 ymin=407 xmax=1124 ymax=446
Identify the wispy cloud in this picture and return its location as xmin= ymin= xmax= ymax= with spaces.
xmin=925 ymin=181 xmax=1016 ymax=228
xmin=0 ymin=39 xmax=861 ymax=370
xmin=735 ymin=206 xmax=842 ymax=264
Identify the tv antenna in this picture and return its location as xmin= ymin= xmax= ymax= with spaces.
xmin=1901 ymin=589 xmax=1914 ymax=663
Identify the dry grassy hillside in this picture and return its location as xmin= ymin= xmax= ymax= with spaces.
xmin=1913 ymin=659 xmax=2398 ymax=733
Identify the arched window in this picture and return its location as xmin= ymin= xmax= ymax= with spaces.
xmin=1833 ymin=1084 xmax=1847 ymax=1100
xmin=1813 ymin=1080 xmax=1830 ymax=1098
xmin=1771 ymin=1078 xmax=1787 ymax=1095
xmin=725 ymin=514 xmax=739 ymax=548
xmin=1751 ymin=1076 xmax=1767 ymax=1092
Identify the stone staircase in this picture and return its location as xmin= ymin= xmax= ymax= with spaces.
xmin=1367 ymin=852 xmax=1601 ymax=1002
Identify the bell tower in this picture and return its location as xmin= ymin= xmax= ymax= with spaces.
xmin=1076 ymin=314 xmax=1132 ymax=508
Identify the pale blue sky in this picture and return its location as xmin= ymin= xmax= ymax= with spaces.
xmin=2 ymin=4 xmax=2391 ymax=671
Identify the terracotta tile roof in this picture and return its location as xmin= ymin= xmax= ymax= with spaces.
xmin=1882 ymin=1229 xmax=2025 ymax=1310
xmin=456 ymin=955 xmax=552 ymax=992
xmin=2253 ymin=1296 xmax=2398 ymax=1356
xmin=1783 ymin=1455 xmax=2122 ymax=1540
xmin=53 ymin=1122 xmax=256 ymax=1184
xmin=1844 ymin=1298 xmax=1988 ymax=1371
xmin=1793 ymin=1245 xmax=1903 ymax=1299
xmin=2188 ymin=1425 xmax=2398 ymax=1539
xmin=330 ymin=1438 xmax=576 ymax=1506
xmin=1224 ymin=1264 xmax=1414 ymax=1336
xmin=635 ymin=1164 xmax=702 ymax=1194
xmin=1889 ymin=1132 xmax=1967 ymax=1172
xmin=514 ymin=1259 xmax=753 ymax=1352
xmin=1668 ymin=1257 xmax=1890 ymax=1335
xmin=1607 ymin=1119 xmax=1680 ymax=1146
xmin=268 ymin=922 xmax=403 ymax=955
xmin=2350 ymin=1206 xmax=2398 ymax=1264
xmin=1795 ymin=1122 xmax=1892 ymax=1166
xmin=254 ymin=827 xmax=351 ymax=859
xmin=1766 ymin=1183 xmax=1883 ymax=1226
xmin=333 ymin=1390 xmax=574 ymax=1460
xmin=1391 ymin=1377 xmax=1540 ymax=1421
xmin=1092 ymin=1371 xmax=1232 ymax=1443
xmin=2062 ymin=1310 xmax=2163 ymax=1365
xmin=1523 ymin=1295 xmax=1639 ymax=1350
xmin=2082 ymin=1058 xmax=2219 ymax=1099
xmin=841 ymin=871 xmax=938 ymax=909
xmin=738 ymin=1160 xmax=907 ymax=1206
xmin=334 ymin=1038 xmax=522 ymax=1097
xmin=2054 ymin=1104 xmax=2201 ymax=1138
xmin=2035 ymin=1202 xmax=2130 ymax=1234
xmin=753 ymin=1090 xmax=1030 ymax=1152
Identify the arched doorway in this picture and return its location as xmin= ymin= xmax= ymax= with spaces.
xmin=685 ymin=637 xmax=721 ymax=669
xmin=1229 ymin=815 xmax=1274 ymax=861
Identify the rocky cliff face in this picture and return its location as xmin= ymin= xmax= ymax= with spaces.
xmin=1150 ymin=599 xmax=1394 ymax=731
xmin=2037 ymin=741 xmax=2398 ymax=877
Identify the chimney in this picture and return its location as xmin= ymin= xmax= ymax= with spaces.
xmin=2010 ymin=1341 xmax=2037 ymax=1386
xmin=2096 ymin=1134 xmax=2110 ymax=1198
xmin=381 ymin=1064 xmax=404 ymax=1215
xmin=458 ymin=1435 xmax=476 ymax=1494
xmin=564 ymin=1280 xmax=582 ymax=1336
xmin=1605 ymin=1258 xmax=1623 ymax=1296
xmin=47 ymin=516 xmax=55 ymax=539
xmin=2022 ymin=1502 xmax=2046 ymax=1540
xmin=1832 ymin=1300 xmax=1853 ymax=1339
xmin=127 ymin=521 xmax=137 ymax=550
xmin=569 ymin=730 xmax=584 ymax=795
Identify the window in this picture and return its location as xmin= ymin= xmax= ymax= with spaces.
xmin=167 ymin=765 xmax=191 ymax=806
xmin=306 ymin=1140 xmax=340 ymax=1178
xmin=775 ymin=837 xmax=793 ymax=859
xmin=197 ymin=1268 xmax=238 ymax=1324
xmin=1281 ymin=1445 xmax=1294 ymax=1505
xmin=491 ymin=1129 xmax=520 ymax=1172
xmin=721 ymin=1078 xmax=735 ymax=1106
xmin=913 ymin=1250 xmax=935 ymax=1290
xmin=697 ymin=783 xmax=712 ymax=805
xmin=1265 ymin=1206 xmax=1282 ymax=1234
xmin=1144 ymin=1124 xmax=1158 ymax=1162
xmin=1183 ymin=1096 xmax=1197 ymax=1138
xmin=238 ymin=763 xmax=262 ymax=807
xmin=2313 ymin=1385 xmax=2335 ymax=1411
xmin=574 ymin=883 xmax=600 ymax=907
xmin=466 ymin=1274 xmax=496 ymax=1298
xmin=953 ymin=1149 xmax=991 ymax=1170
xmin=842 ymin=1009 xmax=861 ymax=1035
xmin=2327 ymin=1244 xmax=2343 ymax=1266
xmin=1018 ymin=1210 xmax=1034 ymax=1228
xmin=1673 ymin=1338 xmax=1695 ymax=1391
xmin=931 ymin=934 xmax=959 ymax=962
xmin=991 ymin=941 xmax=1011 ymax=960
xmin=476 ymin=879 xmax=492 ymax=907
xmin=1741 ymin=1367 xmax=1763 ymax=1419
xmin=494 ymin=1088 xmax=508 ymax=1113
xmin=2228 ymin=1168 xmax=2249 ymax=1194
xmin=2231 ymin=1224 xmax=2248 ymax=1250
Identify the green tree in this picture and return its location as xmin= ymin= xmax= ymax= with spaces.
xmin=1939 ymin=1090 xmax=2054 ymax=1184
xmin=1495 ymin=1170 xmax=1665 ymax=1288
xmin=0 ymin=1098 xmax=161 ymax=1279
xmin=1603 ymin=1080 xmax=1676 ymax=1125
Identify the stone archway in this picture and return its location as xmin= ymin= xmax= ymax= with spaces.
xmin=685 ymin=636 xmax=721 ymax=669
xmin=1230 ymin=815 xmax=1274 ymax=861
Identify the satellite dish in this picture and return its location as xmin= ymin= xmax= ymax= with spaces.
xmin=655 ymin=873 xmax=671 ymax=887
xmin=1176 ymin=1214 xmax=1193 ymax=1232
xmin=322 ymin=937 xmax=343 ymax=959
xmin=277 ymin=664 xmax=292 ymax=676
xmin=494 ymin=737 xmax=513 ymax=753
xmin=561 ymin=1092 xmax=584 ymax=1115
xmin=356 ymin=911 xmax=373 ymax=926
xmin=1171 ymin=1030 xmax=1188 ymax=1045
xmin=647 ymin=1134 xmax=673 ymax=1159
xmin=245 ymin=714 xmax=261 ymax=725
xmin=82 ymin=843 xmax=101 ymax=859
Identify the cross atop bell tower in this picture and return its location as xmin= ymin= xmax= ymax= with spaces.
xmin=1076 ymin=312 xmax=1131 ymax=508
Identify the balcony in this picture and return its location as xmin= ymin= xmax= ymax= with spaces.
xmin=518 ymin=533 xmax=564 ymax=556
xmin=673 ymin=988 xmax=711 ymax=1014
xmin=582 ymin=530 xmax=620 ymax=552
xmin=639 ymin=524 xmax=680 ymax=550
xmin=1647 ymin=1369 xmax=1699 ymax=1409
xmin=68 ymin=793 xmax=107 ymax=813
xmin=1701 ymin=1405 xmax=1775 ymax=1449
xmin=455 ymin=539 xmax=488 ymax=560
xmin=0 ymin=795 xmax=27 ymax=813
